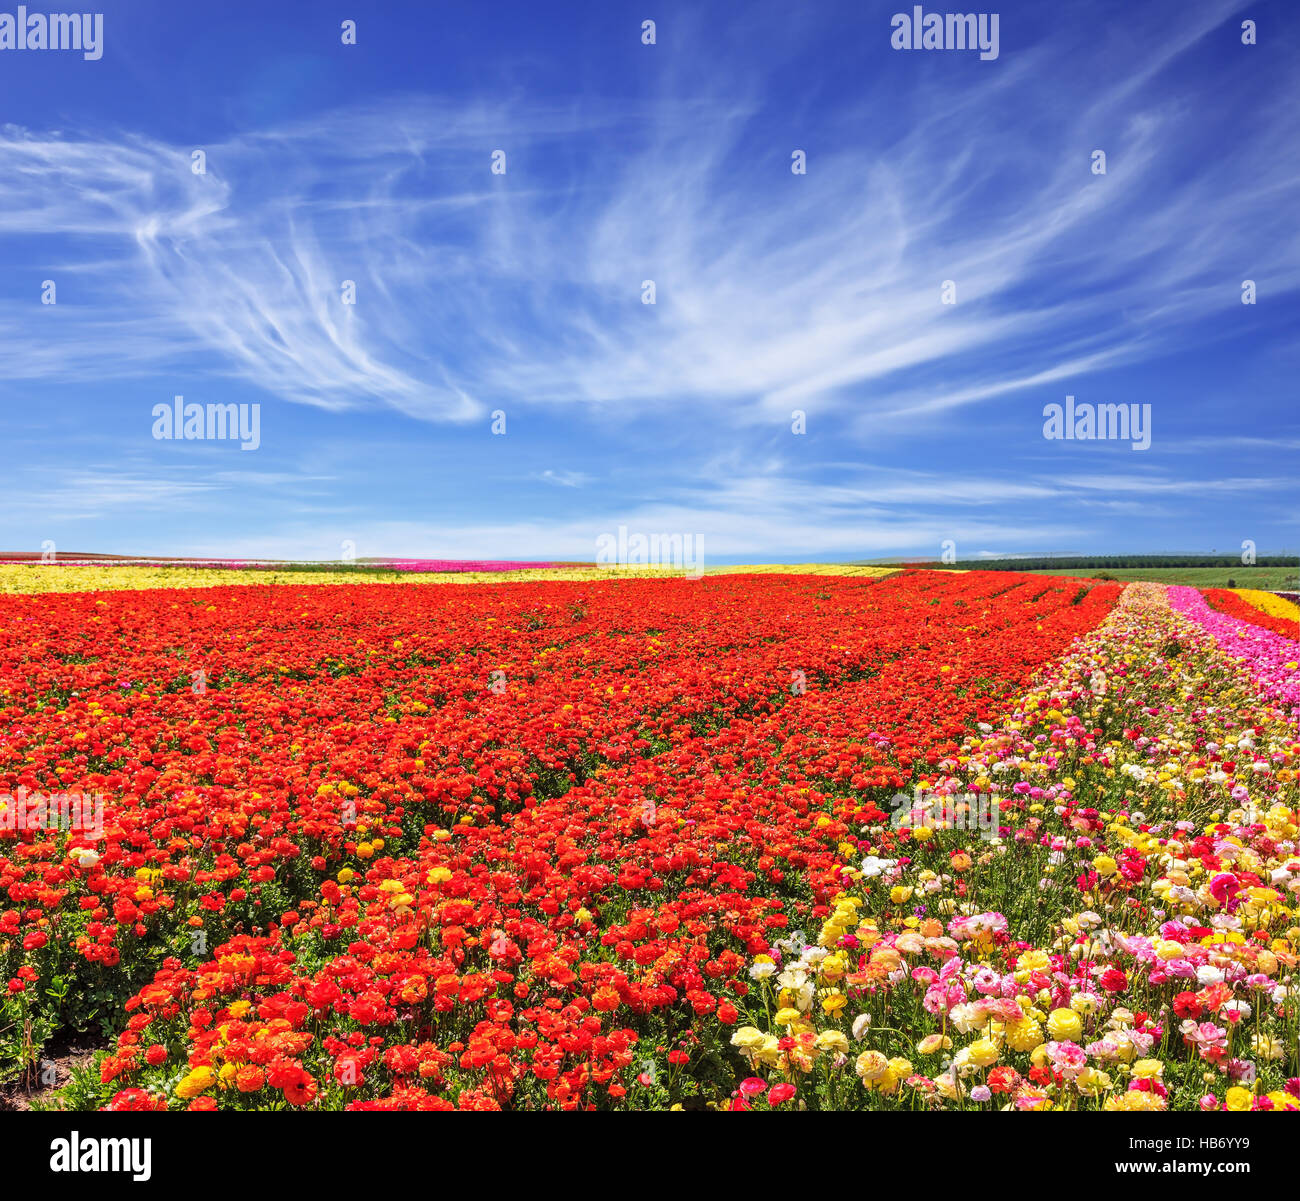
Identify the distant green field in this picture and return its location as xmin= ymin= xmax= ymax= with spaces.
xmin=1023 ymin=566 xmax=1299 ymax=589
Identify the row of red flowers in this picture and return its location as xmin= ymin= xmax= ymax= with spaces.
xmin=0 ymin=571 xmax=1119 ymax=1108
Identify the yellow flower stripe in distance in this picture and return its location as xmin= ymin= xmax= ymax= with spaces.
xmin=0 ymin=563 xmax=899 ymax=594
xmin=1233 ymin=588 xmax=1300 ymax=622
xmin=702 ymin=565 xmax=898 ymax=577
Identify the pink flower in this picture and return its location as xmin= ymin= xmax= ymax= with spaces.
xmin=737 ymin=1077 xmax=768 ymax=1097
xmin=1207 ymin=873 xmax=1238 ymax=904
xmin=1046 ymin=1041 xmax=1087 ymax=1078
xmin=923 ymin=984 xmax=952 ymax=1015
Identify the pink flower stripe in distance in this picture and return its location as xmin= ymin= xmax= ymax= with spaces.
xmin=18 ymin=559 xmax=558 ymax=572
xmin=1168 ymin=586 xmax=1300 ymax=715
xmin=375 ymin=560 xmax=559 ymax=572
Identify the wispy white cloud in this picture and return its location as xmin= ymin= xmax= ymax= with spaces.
xmin=1055 ymin=473 xmax=1289 ymax=495
xmin=535 ymin=469 xmax=592 ymax=488
xmin=0 ymin=0 xmax=1293 ymax=435
xmin=6 ymin=471 xmax=218 ymax=521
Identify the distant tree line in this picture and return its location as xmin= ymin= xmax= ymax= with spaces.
xmin=914 ymin=555 xmax=1298 ymax=571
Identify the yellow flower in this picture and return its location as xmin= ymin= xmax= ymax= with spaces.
xmin=814 ymin=1030 xmax=849 ymax=1055
xmin=916 ymin=1033 xmax=952 ymax=1055
xmin=854 ymin=1050 xmax=889 ymax=1082
xmin=176 ymin=1065 xmax=217 ymax=1099
xmin=874 ymin=1068 xmax=901 ymax=1095
xmin=1093 ymin=855 xmax=1117 ymax=877
xmin=1251 ymin=1034 xmax=1285 ymax=1060
xmin=1104 ymin=1090 xmax=1165 ymax=1112
xmin=1225 ymin=1087 xmax=1253 ymax=1112
xmin=1130 ymin=1059 xmax=1164 ymax=1080
xmin=754 ymin=1037 xmax=782 ymax=1067
xmin=1004 ymin=1019 xmax=1045 ymax=1053
xmin=934 ymin=1073 xmax=962 ymax=1101
xmin=730 ymin=1026 xmax=765 ymax=1051
xmin=774 ymin=1007 xmax=802 ymax=1026
xmin=967 ymin=1039 xmax=999 ymax=1068
xmin=1047 ymin=1008 xmax=1082 ymax=1041
xmin=1076 ymin=1067 xmax=1113 ymax=1097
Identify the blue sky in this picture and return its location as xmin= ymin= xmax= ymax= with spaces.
xmin=1 ymin=0 xmax=1297 ymax=563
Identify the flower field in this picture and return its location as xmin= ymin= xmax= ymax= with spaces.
xmin=1 ymin=568 xmax=1296 ymax=1112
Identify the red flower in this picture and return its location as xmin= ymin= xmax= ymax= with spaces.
xmin=284 ymin=1073 xmax=318 ymax=1107
xmin=1099 ymin=968 xmax=1127 ymax=993
xmin=768 ymin=1083 xmax=797 ymax=1105
xmin=1173 ymin=991 xmax=1202 ymax=1020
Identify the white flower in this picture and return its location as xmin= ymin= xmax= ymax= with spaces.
xmin=948 ymin=1002 xmax=985 ymax=1034
xmin=860 ymin=856 xmax=896 ymax=878
xmin=851 ymin=1013 xmax=872 ymax=1040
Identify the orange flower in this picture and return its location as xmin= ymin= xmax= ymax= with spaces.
xmin=592 ymin=986 xmax=621 ymax=1012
